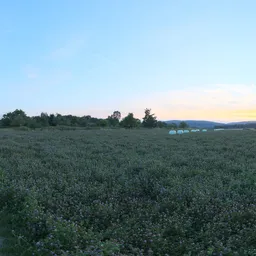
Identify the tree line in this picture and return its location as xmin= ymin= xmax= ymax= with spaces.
xmin=215 ymin=123 xmax=256 ymax=129
xmin=0 ymin=109 xmax=188 ymax=129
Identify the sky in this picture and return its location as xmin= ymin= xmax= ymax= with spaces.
xmin=1 ymin=0 xmax=256 ymax=122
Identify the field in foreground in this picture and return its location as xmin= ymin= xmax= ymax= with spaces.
xmin=1 ymin=129 xmax=256 ymax=256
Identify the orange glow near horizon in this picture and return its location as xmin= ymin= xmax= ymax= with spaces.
xmin=155 ymin=108 xmax=256 ymax=122
xmin=130 ymin=84 xmax=256 ymax=122
xmin=34 ymin=84 xmax=256 ymax=123
xmin=154 ymin=109 xmax=256 ymax=122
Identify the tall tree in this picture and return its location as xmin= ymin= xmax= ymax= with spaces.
xmin=111 ymin=111 xmax=121 ymax=120
xmin=142 ymin=108 xmax=157 ymax=128
xmin=136 ymin=118 xmax=142 ymax=128
xmin=1 ymin=109 xmax=28 ymax=127
xmin=40 ymin=112 xmax=49 ymax=126
xmin=107 ymin=111 xmax=121 ymax=127
xmin=179 ymin=121 xmax=189 ymax=129
xmin=120 ymin=113 xmax=138 ymax=128
xmin=49 ymin=114 xmax=57 ymax=126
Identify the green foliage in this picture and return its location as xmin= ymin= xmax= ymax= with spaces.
xmin=157 ymin=121 xmax=167 ymax=128
xmin=1 ymin=129 xmax=256 ymax=255
xmin=0 ymin=109 xmax=167 ymax=131
xmin=168 ymin=122 xmax=178 ymax=129
xmin=110 ymin=111 xmax=121 ymax=121
xmin=107 ymin=111 xmax=121 ymax=127
xmin=13 ymin=126 xmax=31 ymax=131
xmin=120 ymin=113 xmax=139 ymax=128
xmin=40 ymin=112 xmax=50 ymax=127
xmin=136 ymin=118 xmax=142 ymax=127
xmin=179 ymin=121 xmax=189 ymax=129
xmin=27 ymin=118 xmax=42 ymax=129
xmin=1 ymin=109 xmax=28 ymax=127
xmin=99 ymin=119 xmax=108 ymax=127
xmin=49 ymin=114 xmax=57 ymax=126
xmin=142 ymin=108 xmax=157 ymax=128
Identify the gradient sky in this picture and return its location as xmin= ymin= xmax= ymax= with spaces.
xmin=1 ymin=0 xmax=256 ymax=122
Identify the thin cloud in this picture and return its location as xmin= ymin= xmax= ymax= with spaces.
xmin=45 ymin=38 xmax=85 ymax=60
xmin=27 ymin=72 xmax=38 ymax=79
xmin=22 ymin=65 xmax=39 ymax=79
xmin=44 ymin=70 xmax=72 ymax=86
xmin=19 ymin=69 xmax=72 ymax=96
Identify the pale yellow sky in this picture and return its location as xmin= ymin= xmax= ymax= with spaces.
xmin=35 ymin=84 xmax=256 ymax=123
xmin=131 ymin=84 xmax=256 ymax=122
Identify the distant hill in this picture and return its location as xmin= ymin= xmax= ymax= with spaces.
xmin=223 ymin=121 xmax=256 ymax=129
xmin=227 ymin=121 xmax=256 ymax=125
xmin=164 ymin=120 xmax=256 ymax=129
xmin=165 ymin=120 xmax=224 ymax=128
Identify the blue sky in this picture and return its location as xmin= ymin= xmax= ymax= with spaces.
xmin=1 ymin=0 xmax=256 ymax=121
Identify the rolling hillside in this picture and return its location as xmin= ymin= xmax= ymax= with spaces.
xmin=165 ymin=120 xmax=256 ymax=129
xmin=165 ymin=120 xmax=224 ymax=128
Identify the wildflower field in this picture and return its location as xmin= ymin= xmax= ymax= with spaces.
xmin=1 ymin=129 xmax=256 ymax=255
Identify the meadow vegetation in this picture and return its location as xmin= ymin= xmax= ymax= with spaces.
xmin=1 ymin=129 xmax=256 ymax=255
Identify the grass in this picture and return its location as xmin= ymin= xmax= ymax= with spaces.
xmin=0 ymin=128 xmax=256 ymax=255
xmin=0 ymin=212 xmax=30 ymax=256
